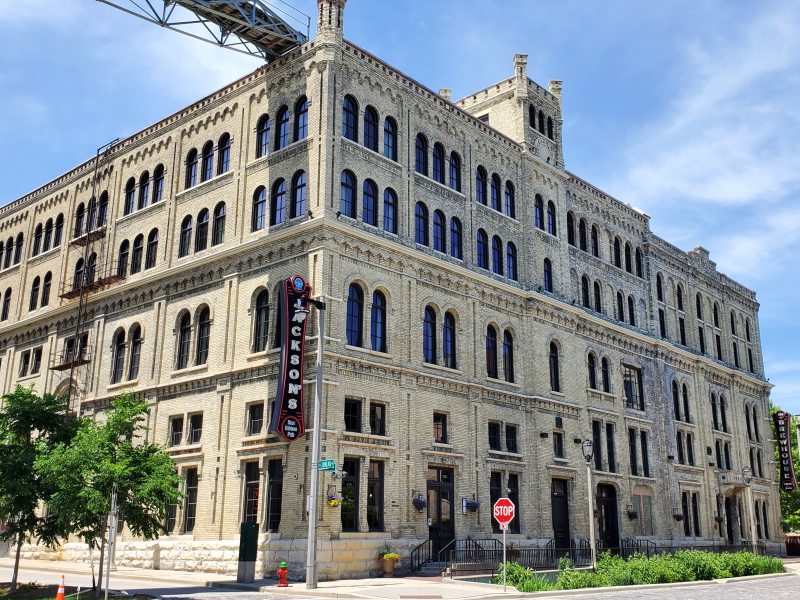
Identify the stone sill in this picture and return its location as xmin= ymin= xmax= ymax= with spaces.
xmin=108 ymin=379 xmax=139 ymax=392
xmin=115 ymin=198 xmax=166 ymax=225
xmin=345 ymin=344 xmax=392 ymax=360
xmin=171 ymin=364 xmax=209 ymax=378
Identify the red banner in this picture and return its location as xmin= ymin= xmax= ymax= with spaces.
xmin=774 ymin=410 xmax=797 ymax=492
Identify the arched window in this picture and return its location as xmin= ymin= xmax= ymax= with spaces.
xmin=98 ymin=192 xmax=109 ymax=226
xmin=682 ymin=384 xmax=691 ymax=423
xmin=588 ymin=353 xmax=597 ymax=389
xmin=253 ymin=290 xmax=270 ymax=352
xmin=217 ymin=133 xmax=231 ymax=175
xmin=616 ymin=292 xmax=625 ymax=321
xmin=503 ymin=330 xmax=514 ymax=383
xmin=74 ymin=202 xmax=86 ymax=237
xmin=672 ymin=380 xmax=681 ymax=420
xmin=43 ymin=219 xmax=53 ymax=252
xmin=270 ymin=178 xmax=287 ymax=225
xmin=491 ymin=235 xmax=503 ymax=275
xmin=32 ymin=224 xmax=42 ymax=257
xmin=591 ymin=225 xmax=599 ymax=257
xmin=111 ymin=329 xmax=126 ymax=384
xmin=534 ymin=195 xmax=544 ymax=229
xmin=29 ymin=276 xmax=40 ymax=311
xmin=628 ymin=296 xmax=636 ymax=326
xmin=13 ymin=233 xmax=22 ymax=264
xmin=415 ymin=134 xmax=428 ymax=175
xmin=179 ymin=215 xmax=192 ymax=258
xmin=128 ymin=325 xmax=142 ymax=381
xmin=145 ymin=228 xmax=159 ymax=269
xmin=476 ymin=229 xmax=488 ymax=269
xmin=291 ymin=171 xmax=307 ymax=219
xmin=547 ymin=116 xmax=554 ymax=140
xmin=3 ymin=238 xmax=11 ymax=269
xmin=363 ymin=105 xmax=378 ymax=151
xmin=613 ymin=237 xmax=622 ymax=267
xmin=433 ymin=210 xmax=446 ymax=252
xmin=656 ymin=275 xmax=664 ymax=302
xmin=346 ymin=283 xmax=364 ymax=347
xmin=138 ymin=171 xmax=150 ymax=210
xmin=594 ymin=281 xmax=602 ymax=312
xmin=490 ymin=174 xmax=501 ymax=211
xmin=507 ymin=243 xmax=518 ymax=281
xmin=131 ymin=234 xmax=144 ymax=274
xmin=54 ymin=214 xmax=64 ymax=247
xmin=443 ymin=312 xmax=456 ymax=369
xmin=635 ymin=247 xmax=643 ymax=278
xmin=212 ymin=202 xmax=226 ymax=246
xmin=122 ymin=177 xmax=137 ymax=215
xmin=486 ymin=326 xmax=498 ymax=378
xmin=581 ymin=276 xmax=590 ymax=307
xmin=579 ymin=220 xmax=588 ymax=251
xmin=275 ymin=106 xmax=290 ymax=150
xmin=547 ymin=201 xmax=557 ymax=235
xmin=432 ymin=143 xmax=445 ymax=183
xmin=713 ymin=303 xmax=720 ymax=328
xmin=415 ymin=202 xmax=429 ymax=246
xmin=86 ymin=252 xmax=96 ymax=284
xmin=294 ymin=96 xmax=308 ymax=142
xmin=676 ymin=285 xmax=684 ymax=311
xmin=185 ymin=149 xmax=198 ymax=189
xmin=450 ymin=218 xmax=463 ymax=260
xmin=476 ymin=167 xmax=487 ymax=205
xmin=696 ymin=293 xmax=704 ymax=320
xmin=342 ymin=95 xmax=358 ymax=141
xmin=252 ymin=187 xmax=267 ymax=231
xmin=529 ymin=104 xmax=536 ymax=127
xmin=362 ymin=179 xmax=377 ymax=226
xmin=730 ymin=311 xmax=737 ymax=336
xmin=117 ymin=240 xmax=129 ymax=277
xmin=504 ymin=181 xmax=515 ymax=217
xmin=195 ymin=307 xmax=211 ymax=365
xmin=449 ymin=152 xmax=462 ymax=191
xmin=195 ymin=209 xmax=209 ymax=252
xmin=383 ymin=188 xmax=397 ymax=234
xmin=176 ymin=312 xmax=191 ymax=370
xmin=549 ymin=342 xmax=560 ymax=392
xmin=201 ymin=141 xmax=214 ymax=182
xmin=567 ymin=213 xmax=575 ymax=245
xmin=423 ymin=306 xmax=437 ymax=364
xmin=543 ymin=258 xmax=553 ymax=292
xmin=256 ymin=114 xmax=270 ymax=158
xmin=340 ymin=170 xmax=356 ymax=218
xmin=0 ymin=289 xmax=10 ymax=321
xmin=625 ymin=243 xmax=632 ymax=273
xmin=41 ymin=272 xmax=52 ymax=307
xmin=383 ymin=117 xmax=397 ymax=161
xmin=601 ymin=357 xmax=611 ymax=392
xmin=370 ymin=291 xmax=387 ymax=353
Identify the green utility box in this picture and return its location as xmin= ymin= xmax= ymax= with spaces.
xmin=237 ymin=522 xmax=258 ymax=582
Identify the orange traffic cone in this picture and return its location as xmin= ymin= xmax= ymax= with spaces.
xmin=55 ymin=575 xmax=65 ymax=600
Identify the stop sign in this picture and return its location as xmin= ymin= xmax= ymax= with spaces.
xmin=493 ymin=497 xmax=515 ymax=527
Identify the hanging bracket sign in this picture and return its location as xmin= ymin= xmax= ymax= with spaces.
xmin=269 ymin=275 xmax=311 ymax=442
xmin=774 ymin=410 xmax=797 ymax=492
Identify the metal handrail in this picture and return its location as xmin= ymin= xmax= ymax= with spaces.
xmin=410 ymin=538 xmax=432 ymax=574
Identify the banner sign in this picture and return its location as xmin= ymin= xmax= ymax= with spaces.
xmin=774 ymin=410 xmax=797 ymax=492
xmin=269 ymin=275 xmax=311 ymax=442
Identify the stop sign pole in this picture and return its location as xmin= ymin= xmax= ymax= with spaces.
xmin=493 ymin=497 xmax=515 ymax=592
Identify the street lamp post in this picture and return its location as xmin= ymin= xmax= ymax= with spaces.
xmin=581 ymin=439 xmax=596 ymax=570
xmin=742 ymin=467 xmax=757 ymax=553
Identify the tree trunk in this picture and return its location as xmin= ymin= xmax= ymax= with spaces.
xmin=95 ymin=529 xmax=106 ymax=600
xmin=10 ymin=532 xmax=23 ymax=591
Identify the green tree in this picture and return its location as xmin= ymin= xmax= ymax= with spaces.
xmin=770 ymin=403 xmax=800 ymax=531
xmin=36 ymin=393 xmax=182 ymax=597
xmin=0 ymin=385 xmax=73 ymax=591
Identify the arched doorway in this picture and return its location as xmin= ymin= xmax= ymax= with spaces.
xmin=596 ymin=484 xmax=619 ymax=550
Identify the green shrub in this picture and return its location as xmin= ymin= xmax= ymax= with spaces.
xmin=556 ymin=558 xmax=609 ymax=590
xmin=491 ymin=562 xmax=555 ymax=592
xmin=673 ymin=550 xmax=732 ymax=580
xmin=719 ymin=551 xmax=784 ymax=577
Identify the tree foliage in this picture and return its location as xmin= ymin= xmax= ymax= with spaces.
xmin=771 ymin=402 xmax=800 ymax=532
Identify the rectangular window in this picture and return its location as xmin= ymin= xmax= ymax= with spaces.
xmin=724 ymin=442 xmax=732 ymax=470
xmin=243 ymin=461 xmax=260 ymax=523
xmin=676 ymin=431 xmax=685 ymax=464
xmin=19 ymin=351 xmax=30 ymax=377
xmin=490 ymin=471 xmax=502 ymax=533
xmin=183 ymin=467 xmax=198 ymax=533
xmin=433 ymin=412 xmax=448 ymax=444
xmin=679 ymin=318 xmax=686 ymax=345
xmin=505 ymin=424 xmax=518 ymax=453
xmin=755 ymin=500 xmax=762 ymax=538
xmin=507 ymin=473 xmax=520 ymax=533
xmin=488 ymin=422 xmax=502 ymax=451
xmin=686 ymin=433 xmax=695 ymax=466
xmin=31 ymin=347 xmax=42 ymax=375
xmin=698 ymin=328 xmax=706 ymax=354
xmin=366 ymin=460 xmax=384 ymax=532
xmin=715 ymin=440 xmax=723 ymax=469
xmin=640 ymin=431 xmax=650 ymax=477
xmin=605 ymin=422 xmax=616 ymax=473
xmin=266 ymin=459 xmax=283 ymax=532
xmin=344 ymin=398 xmax=362 ymax=432
xmin=628 ymin=428 xmax=638 ymax=475
xmin=369 ymin=402 xmax=386 ymax=436
xmin=658 ymin=309 xmax=666 ymax=338
xmin=170 ymin=416 xmax=184 ymax=447
xmin=715 ymin=334 xmax=722 ymax=360
xmin=188 ymin=413 xmax=203 ymax=444
xmin=592 ymin=420 xmax=603 ymax=471
xmin=247 ymin=403 xmax=264 ymax=436
xmin=623 ymin=365 xmax=644 ymax=410
xmin=553 ymin=431 xmax=564 ymax=458
xmin=681 ymin=491 xmax=691 ymax=536
xmin=692 ymin=492 xmax=701 ymax=536
xmin=341 ymin=458 xmax=360 ymax=532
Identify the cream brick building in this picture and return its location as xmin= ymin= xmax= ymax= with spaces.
xmin=0 ymin=0 xmax=781 ymax=580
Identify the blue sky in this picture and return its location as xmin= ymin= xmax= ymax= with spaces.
xmin=1 ymin=1 xmax=798 ymax=412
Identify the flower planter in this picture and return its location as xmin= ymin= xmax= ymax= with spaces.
xmin=382 ymin=558 xmax=396 ymax=576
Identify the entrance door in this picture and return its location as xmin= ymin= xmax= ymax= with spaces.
xmin=551 ymin=479 xmax=571 ymax=551
xmin=596 ymin=484 xmax=619 ymax=550
xmin=427 ymin=467 xmax=455 ymax=558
